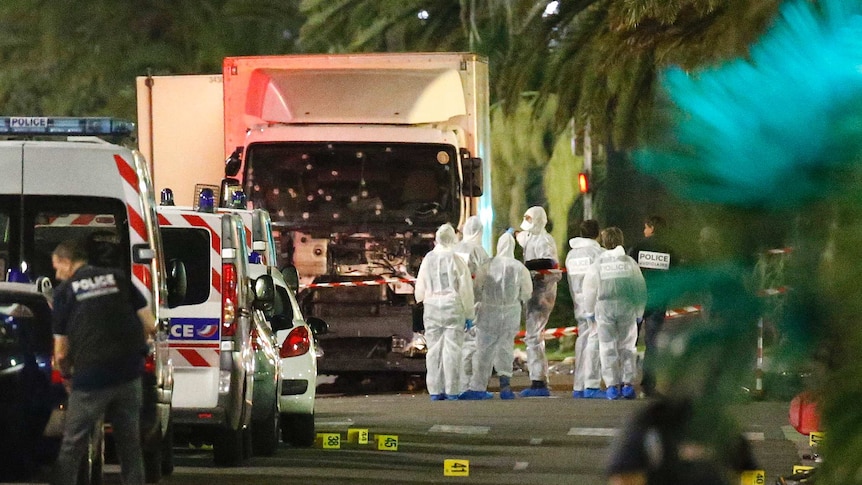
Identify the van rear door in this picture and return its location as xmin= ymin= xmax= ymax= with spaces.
xmin=0 ymin=145 xmax=22 ymax=193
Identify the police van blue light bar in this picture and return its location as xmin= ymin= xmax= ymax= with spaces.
xmin=0 ymin=117 xmax=134 ymax=136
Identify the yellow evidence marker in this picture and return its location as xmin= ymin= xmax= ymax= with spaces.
xmin=376 ymin=434 xmax=399 ymax=451
xmin=444 ymin=459 xmax=470 ymax=477
xmin=317 ymin=433 xmax=341 ymax=449
xmin=739 ymin=470 xmax=765 ymax=485
xmin=348 ymin=428 xmax=369 ymax=444
xmin=793 ymin=465 xmax=815 ymax=474
xmin=809 ymin=432 xmax=825 ymax=447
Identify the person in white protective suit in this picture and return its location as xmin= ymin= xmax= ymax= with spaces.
xmin=565 ymin=219 xmax=605 ymax=399
xmin=414 ymin=223 xmax=475 ymax=401
xmin=583 ymin=227 xmax=647 ymax=400
xmin=515 ymin=206 xmax=561 ymax=397
xmin=453 ymin=216 xmax=491 ymax=395
xmin=460 ymin=231 xmax=532 ymax=400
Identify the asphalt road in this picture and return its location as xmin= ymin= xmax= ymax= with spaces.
xmin=76 ymin=389 xmax=805 ymax=485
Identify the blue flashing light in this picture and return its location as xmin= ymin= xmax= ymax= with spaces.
xmin=0 ymin=117 xmax=134 ymax=136
xmin=7 ymin=268 xmax=30 ymax=283
xmin=198 ymin=188 xmax=216 ymax=213
xmin=230 ymin=190 xmax=247 ymax=209
xmin=248 ymin=252 xmax=262 ymax=264
xmin=161 ymin=188 xmax=175 ymax=206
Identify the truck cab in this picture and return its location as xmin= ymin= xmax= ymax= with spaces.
xmin=0 ymin=116 xmax=180 ymax=482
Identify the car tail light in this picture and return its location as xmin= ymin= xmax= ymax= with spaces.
xmin=280 ymin=326 xmax=310 ymax=358
xmin=50 ymin=368 xmax=64 ymax=384
xmin=222 ymin=262 xmax=238 ymax=337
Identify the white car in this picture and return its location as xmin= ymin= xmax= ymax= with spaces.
xmin=249 ymin=266 xmax=326 ymax=448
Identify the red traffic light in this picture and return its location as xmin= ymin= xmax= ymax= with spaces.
xmin=578 ymin=172 xmax=590 ymax=194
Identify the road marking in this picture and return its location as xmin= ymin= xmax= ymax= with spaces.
xmin=316 ymin=418 xmax=355 ymax=427
xmin=568 ymin=427 xmax=618 ymax=437
xmin=530 ymin=438 xmax=543 ymax=445
xmin=514 ymin=461 xmax=529 ymax=471
xmin=429 ymin=424 xmax=490 ymax=434
xmin=744 ymin=432 xmax=765 ymax=441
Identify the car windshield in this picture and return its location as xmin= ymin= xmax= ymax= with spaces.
xmin=244 ymin=142 xmax=459 ymax=230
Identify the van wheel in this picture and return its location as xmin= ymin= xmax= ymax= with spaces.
xmin=213 ymin=426 xmax=244 ymax=466
xmin=143 ymin=429 xmax=163 ymax=483
xmin=160 ymin=419 xmax=174 ymax=476
xmin=281 ymin=413 xmax=315 ymax=448
xmin=252 ymin=400 xmax=280 ymax=456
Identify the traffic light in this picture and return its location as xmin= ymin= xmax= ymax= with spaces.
xmin=578 ymin=172 xmax=590 ymax=194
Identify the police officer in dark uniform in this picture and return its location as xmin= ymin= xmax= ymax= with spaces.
xmin=51 ymin=239 xmax=154 ymax=485
xmin=628 ymin=216 xmax=674 ymax=397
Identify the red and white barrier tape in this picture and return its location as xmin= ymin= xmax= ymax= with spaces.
xmin=515 ymin=325 xmax=578 ymax=344
xmin=299 ymin=276 xmax=416 ymax=289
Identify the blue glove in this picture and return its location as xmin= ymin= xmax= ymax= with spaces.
xmin=506 ymin=227 xmax=515 ymax=235
xmin=465 ymin=319 xmax=474 ymax=331
xmin=636 ymin=317 xmax=643 ymax=324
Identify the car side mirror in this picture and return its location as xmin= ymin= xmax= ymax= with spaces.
xmin=167 ymin=259 xmax=187 ymax=308
xmin=307 ymin=316 xmax=328 ymax=336
xmin=254 ymin=275 xmax=275 ymax=305
xmin=281 ymin=266 xmax=299 ymax=291
xmin=459 ymin=149 xmax=483 ymax=197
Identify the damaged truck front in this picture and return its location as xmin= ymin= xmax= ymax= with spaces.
xmin=138 ymin=52 xmax=492 ymax=380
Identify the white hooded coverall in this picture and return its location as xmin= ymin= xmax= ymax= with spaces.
xmin=414 ymin=224 xmax=475 ymax=396
xmin=468 ymin=232 xmax=532 ymax=392
xmin=582 ymin=245 xmax=647 ymax=387
xmin=565 ymin=236 xmax=604 ymax=392
xmin=516 ymin=206 xmax=561 ymax=382
xmin=453 ymin=216 xmax=490 ymax=393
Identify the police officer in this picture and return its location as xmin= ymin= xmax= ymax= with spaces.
xmin=51 ymin=239 xmax=154 ymax=485
xmin=628 ymin=215 xmax=675 ymax=397
xmin=566 ymin=220 xmax=604 ymax=398
xmin=453 ymin=216 xmax=490 ymax=395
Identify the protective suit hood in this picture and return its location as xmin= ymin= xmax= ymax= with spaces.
xmin=569 ymin=237 xmax=601 ymax=250
xmin=520 ymin=206 xmax=547 ymax=235
xmin=435 ymin=223 xmax=457 ymax=248
xmin=607 ymin=245 xmax=626 ymax=258
xmin=496 ymin=232 xmax=516 ymax=259
xmin=461 ymin=216 xmax=483 ymax=245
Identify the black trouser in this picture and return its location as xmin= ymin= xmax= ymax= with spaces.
xmin=640 ymin=307 xmax=666 ymax=396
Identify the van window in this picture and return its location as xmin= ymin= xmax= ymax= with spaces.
xmin=160 ymin=227 xmax=211 ymax=305
xmin=0 ymin=195 xmax=130 ymax=283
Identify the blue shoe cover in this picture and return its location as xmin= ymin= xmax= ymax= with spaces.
xmin=519 ymin=387 xmax=551 ymax=398
xmin=606 ymin=386 xmax=621 ymax=400
xmin=572 ymin=390 xmax=584 ymax=399
xmin=459 ymin=390 xmax=492 ymax=400
xmin=445 ymin=394 xmax=459 ymax=401
xmin=500 ymin=388 xmax=516 ymax=400
xmin=430 ymin=393 xmax=446 ymax=401
xmin=621 ymin=384 xmax=636 ymax=400
xmin=583 ymin=388 xmax=604 ymax=399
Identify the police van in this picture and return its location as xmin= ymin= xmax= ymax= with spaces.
xmin=0 ymin=116 xmax=182 ymax=482
xmin=156 ymin=190 xmax=270 ymax=465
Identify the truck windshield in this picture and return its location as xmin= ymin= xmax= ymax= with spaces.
xmin=244 ymin=142 xmax=459 ymax=230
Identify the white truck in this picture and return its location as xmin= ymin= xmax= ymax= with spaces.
xmin=137 ymin=52 xmax=492 ymax=381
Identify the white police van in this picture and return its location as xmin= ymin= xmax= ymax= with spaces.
xmin=0 ymin=116 xmax=183 ymax=482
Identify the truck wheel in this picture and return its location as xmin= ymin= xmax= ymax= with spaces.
xmin=252 ymin=400 xmax=280 ymax=456
xmin=281 ymin=413 xmax=315 ymax=448
xmin=213 ymin=426 xmax=244 ymax=466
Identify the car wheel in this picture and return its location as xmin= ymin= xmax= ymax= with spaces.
xmin=281 ymin=413 xmax=315 ymax=448
xmin=252 ymin=400 xmax=280 ymax=456
xmin=213 ymin=426 xmax=244 ymax=466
